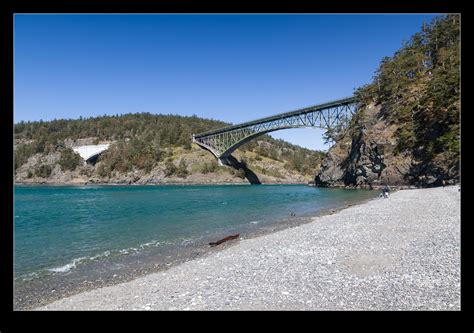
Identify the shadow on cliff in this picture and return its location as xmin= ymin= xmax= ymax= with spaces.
xmin=225 ymin=155 xmax=261 ymax=185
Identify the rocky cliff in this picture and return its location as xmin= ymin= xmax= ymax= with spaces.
xmin=316 ymin=15 xmax=460 ymax=189
xmin=315 ymin=101 xmax=459 ymax=188
xmin=316 ymin=103 xmax=417 ymax=188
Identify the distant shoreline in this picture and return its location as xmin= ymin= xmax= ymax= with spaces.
xmin=14 ymin=181 xmax=426 ymax=191
xmin=14 ymin=181 xmax=308 ymax=186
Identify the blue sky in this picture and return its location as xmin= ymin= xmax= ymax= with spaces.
xmin=14 ymin=14 xmax=439 ymax=151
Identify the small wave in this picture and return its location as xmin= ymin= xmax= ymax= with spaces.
xmin=250 ymin=220 xmax=262 ymax=224
xmin=48 ymin=257 xmax=87 ymax=273
xmin=89 ymin=250 xmax=111 ymax=261
xmin=48 ymin=250 xmax=112 ymax=273
xmin=181 ymin=238 xmax=193 ymax=245
xmin=139 ymin=240 xmax=160 ymax=249
xmin=17 ymin=271 xmax=39 ymax=281
xmin=46 ymin=241 xmax=166 ymax=274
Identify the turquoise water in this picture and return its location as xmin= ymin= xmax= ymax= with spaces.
xmin=14 ymin=184 xmax=376 ymax=281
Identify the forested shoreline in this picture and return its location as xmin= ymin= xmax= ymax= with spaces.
xmin=14 ymin=113 xmax=326 ymax=184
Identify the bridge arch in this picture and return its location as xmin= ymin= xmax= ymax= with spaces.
xmin=192 ymin=97 xmax=357 ymax=165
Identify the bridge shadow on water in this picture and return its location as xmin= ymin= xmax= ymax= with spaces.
xmin=225 ymin=155 xmax=261 ymax=185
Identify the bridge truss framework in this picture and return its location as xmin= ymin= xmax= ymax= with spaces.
xmin=192 ymin=96 xmax=357 ymax=165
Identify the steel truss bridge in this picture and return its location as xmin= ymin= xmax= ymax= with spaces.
xmin=192 ymin=96 xmax=357 ymax=165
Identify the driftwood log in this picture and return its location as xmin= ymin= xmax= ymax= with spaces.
xmin=209 ymin=234 xmax=240 ymax=247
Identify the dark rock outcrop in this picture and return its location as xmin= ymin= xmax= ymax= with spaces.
xmin=315 ymin=103 xmax=459 ymax=188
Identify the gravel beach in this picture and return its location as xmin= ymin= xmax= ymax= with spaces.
xmin=35 ymin=185 xmax=460 ymax=311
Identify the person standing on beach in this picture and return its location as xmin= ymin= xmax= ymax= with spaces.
xmin=382 ymin=185 xmax=390 ymax=198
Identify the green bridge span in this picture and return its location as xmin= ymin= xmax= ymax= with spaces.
xmin=193 ymin=96 xmax=357 ymax=165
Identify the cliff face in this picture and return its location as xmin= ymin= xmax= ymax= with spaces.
xmin=315 ymin=103 xmax=458 ymax=188
xmin=316 ymin=104 xmax=410 ymax=188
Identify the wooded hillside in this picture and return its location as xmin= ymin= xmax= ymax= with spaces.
xmin=14 ymin=113 xmax=325 ymax=184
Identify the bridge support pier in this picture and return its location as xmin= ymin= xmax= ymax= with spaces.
xmin=218 ymin=157 xmax=230 ymax=166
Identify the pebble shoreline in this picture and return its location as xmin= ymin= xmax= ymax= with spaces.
xmin=35 ymin=186 xmax=460 ymax=311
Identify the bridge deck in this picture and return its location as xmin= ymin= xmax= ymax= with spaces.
xmin=193 ymin=96 xmax=356 ymax=138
